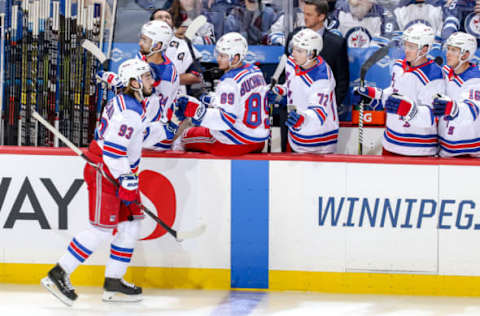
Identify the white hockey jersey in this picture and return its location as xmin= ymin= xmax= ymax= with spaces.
xmin=438 ymin=64 xmax=480 ymax=157
xmin=393 ymin=0 xmax=444 ymax=40
xmin=165 ymin=35 xmax=202 ymax=95
xmin=141 ymin=54 xmax=180 ymax=151
xmin=284 ymin=56 xmax=339 ymax=154
xmin=200 ymin=63 xmax=269 ymax=145
xmin=95 ymin=94 xmax=147 ymax=178
xmin=382 ymin=59 xmax=445 ymax=156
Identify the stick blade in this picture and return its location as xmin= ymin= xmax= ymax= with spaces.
xmin=360 ymin=46 xmax=389 ymax=80
xmin=81 ymin=39 xmax=107 ymax=64
xmin=176 ymin=224 xmax=207 ymax=242
xmin=185 ymin=15 xmax=207 ymax=41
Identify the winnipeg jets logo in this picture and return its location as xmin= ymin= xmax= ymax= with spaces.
xmin=465 ymin=13 xmax=480 ymax=38
xmin=345 ymin=27 xmax=372 ymax=48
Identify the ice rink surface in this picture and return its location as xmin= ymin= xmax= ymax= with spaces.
xmin=2 ymin=284 xmax=480 ymax=316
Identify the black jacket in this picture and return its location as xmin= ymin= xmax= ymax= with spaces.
xmin=285 ymin=27 xmax=349 ymax=105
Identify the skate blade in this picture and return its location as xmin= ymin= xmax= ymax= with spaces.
xmin=41 ymin=276 xmax=74 ymax=307
xmin=102 ymin=291 xmax=143 ymax=303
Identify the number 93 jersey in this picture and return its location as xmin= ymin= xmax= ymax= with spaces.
xmin=284 ymin=56 xmax=339 ymax=154
xmin=95 ymin=94 xmax=148 ymax=178
xmin=201 ymin=63 xmax=270 ymax=145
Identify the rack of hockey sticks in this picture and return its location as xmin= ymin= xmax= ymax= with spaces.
xmin=2 ymin=0 xmax=112 ymax=147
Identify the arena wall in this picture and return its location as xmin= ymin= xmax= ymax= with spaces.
xmin=1 ymin=147 xmax=480 ymax=296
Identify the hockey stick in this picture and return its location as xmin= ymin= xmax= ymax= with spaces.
xmin=267 ymin=54 xmax=287 ymax=153
xmin=32 ymin=111 xmax=206 ymax=242
xmin=358 ymin=45 xmax=389 ymax=155
xmin=185 ymin=15 xmax=207 ymax=41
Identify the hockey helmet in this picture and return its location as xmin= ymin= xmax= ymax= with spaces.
xmin=446 ymin=32 xmax=477 ymax=62
xmin=141 ymin=20 xmax=173 ymax=52
xmin=215 ymin=32 xmax=248 ymax=65
xmin=291 ymin=28 xmax=323 ymax=58
xmin=402 ymin=23 xmax=435 ymax=51
xmin=118 ymin=58 xmax=152 ymax=88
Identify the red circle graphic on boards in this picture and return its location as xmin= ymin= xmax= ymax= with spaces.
xmin=139 ymin=170 xmax=176 ymax=240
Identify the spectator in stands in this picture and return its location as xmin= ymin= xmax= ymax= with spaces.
xmin=442 ymin=0 xmax=480 ymax=46
xmin=202 ymin=0 xmax=241 ymax=39
xmin=268 ymin=0 xmax=306 ymax=46
xmin=279 ymin=0 xmax=349 ymax=152
xmin=223 ymin=0 xmax=278 ymax=45
xmin=391 ymin=0 xmax=444 ymax=41
xmin=329 ymin=0 xmax=399 ymax=48
xmin=166 ymin=16 xmax=205 ymax=97
xmin=150 ymin=8 xmax=174 ymax=25
xmin=169 ymin=0 xmax=216 ymax=44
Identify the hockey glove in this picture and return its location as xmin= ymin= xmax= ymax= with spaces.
xmin=433 ymin=94 xmax=459 ymax=120
xmin=385 ymin=93 xmax=417 ymax=121
xmin=286 ymin=110 xmax=305 ymax=131
xmin=96 ymin=71 xmax=123 ymax=89
xmin=352 ymin=86 xmax=383 ymax=108
xmin=117 ymin=174 xmax=139 ymax=206
xmin=175 ymin=96 xmax=206 ymax=125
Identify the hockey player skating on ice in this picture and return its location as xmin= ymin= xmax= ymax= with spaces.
xmin=353 ymin=23 xmax=444 ymax=156
xmin=41 ymin=59 xmax=154 ymax=306
xmin=433 ymin=32 xmax=480 ymax=157
xmin=173 ymin=32 xmax=270 ymax=155
xmin=268 ymin=28 xmax=339 ymax=153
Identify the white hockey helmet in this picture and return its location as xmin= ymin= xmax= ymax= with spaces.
xmin=402 ymin=23 xmax=435 ymax=51
xmin=118 ymin=58 xmax=151 ymax=88
xmin=141 ymin=20 xmax=173 ymax=53
xmin=291 ymin=28 xmax=323 ymax=59
xmin=215 ymin=32 xmax=248 ymax=66
xmin=446 ymin=32 xmax=477 ymax=62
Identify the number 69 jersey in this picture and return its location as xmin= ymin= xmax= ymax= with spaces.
xmin=438 ymin=64 xmax=480 ymax=157
xmin=201 ymin=63 xmax=270 ymax=145
xmin=95 ymin=93 xmax=147 ymax=179
xmin=284 ymin=56 xmax=339 ymax=153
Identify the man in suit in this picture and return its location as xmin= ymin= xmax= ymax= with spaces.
xmin=277 ymin=0 xmax=349 ymax=151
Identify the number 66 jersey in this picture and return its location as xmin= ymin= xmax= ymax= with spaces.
xmin=284 ymin=56 xmax=339 ymax=153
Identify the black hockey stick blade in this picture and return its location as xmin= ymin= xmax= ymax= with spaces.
xmin=360 ymin=45 xmax=390 ymax=82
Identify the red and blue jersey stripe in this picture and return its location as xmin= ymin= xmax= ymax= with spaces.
xmin=384 ymin=127 xmax=437 ymax=148
xmin=130 ymin=159 xmax=140 ymax=174
xmin=218 ymin=109 xmax=268 ymax=144
xmin=439 ymin=136 xmax=480 ymax=155
xmin=288 ymin=129 xmax=338 ymax=148
xmin=309 ymin=106 xmax=327 ymax=124
xmin=103 ymin=141 xmax=127 ymax=159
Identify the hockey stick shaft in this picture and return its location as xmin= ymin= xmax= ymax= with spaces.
xmin=358 ymin=45 xmax=389 ymax=155
xmin=31 ymin=111 xmax=199 ymax=242
xmin=267 ymin=54 xmax=287 ymax=153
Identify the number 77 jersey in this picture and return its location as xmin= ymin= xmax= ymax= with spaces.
xmin=201 ymin=63 xmax=270 ymax=145
xmin=284 ymin=56 xmax=339 ymax=153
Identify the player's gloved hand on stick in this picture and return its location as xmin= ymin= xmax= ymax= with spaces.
xmin=96 ymin=70 xmax=124 ymax=89
xmin=267 ymin=85 xmax=287 ymax=107
xmin=175 ymin=96 xmax=206 ymax=125
xmin=433 ymin=94 xmax=459 ymax=120
xmin=352 ymin=86 xmax=382 ymax=106
xmin=385 ymin=93 xmax=417 ymax=120
xmin=117 ymin=174 xmax=139 ymax=206
xmin=286 ymin=110 xmax=305 ymax=131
